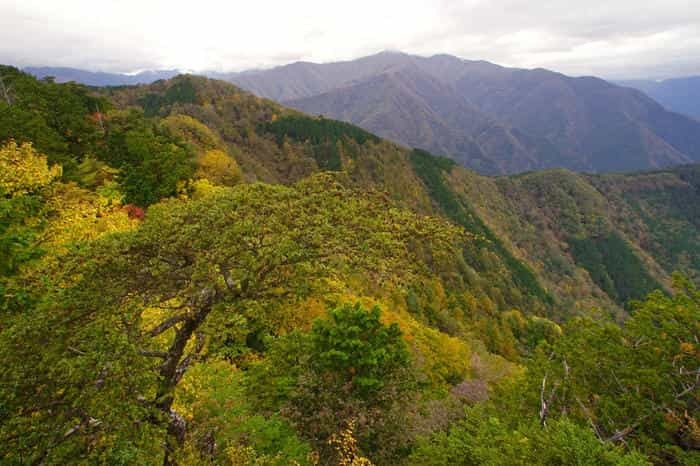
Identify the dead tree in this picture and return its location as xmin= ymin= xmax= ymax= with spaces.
xmin=0 ymin=75 xmax=13 ymax=105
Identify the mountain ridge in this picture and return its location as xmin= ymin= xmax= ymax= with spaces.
xmin=24 ymin=66 xmax=179 ymax=86
xmin=22 ymin=55 xmax=700 ymax=175
xmin=225 ymin=52 xmax=700 ymax=175
xmin=618 ymin=76 xmax=700 ymax=120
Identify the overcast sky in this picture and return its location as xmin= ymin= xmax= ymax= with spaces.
xmin=1 ymin=0 xmax=698 ymax=79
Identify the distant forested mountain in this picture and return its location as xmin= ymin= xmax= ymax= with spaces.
xmin=24 ymin=66 xmax=179 ymax=86
xmin=227 ymin=52 xmax=700 ymax=175
xmin=618 ymin=76 xmax=700 ymax=120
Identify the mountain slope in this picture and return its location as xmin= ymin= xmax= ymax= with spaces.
xmin=228 ymin=52 xmax=700 ymax=174
xmin=5 ymin=64 xmax=696 ymax=316
xmin=102 ymin=74 xmax=700 ymax=315
xmin=619 ymin=76 xmax=700 ymax=120
xmin=286 ymin=65 xmax=560 ymax=174
xmin=454 ymin=68 xmax=700 ymax=171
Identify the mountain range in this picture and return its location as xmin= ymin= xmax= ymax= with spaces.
xmin=226 ymin=52 xmax=700 ymax=174
xmin=24 ymin=66 xmax=179 ymax=86
xmin=22 ymin=54 xmax=700 ymax=175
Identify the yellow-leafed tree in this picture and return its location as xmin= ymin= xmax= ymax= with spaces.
xmin=0 ymin=140 xmax=61 ymax=197
xmin=196 ymin=149 xmax=242 ymax=186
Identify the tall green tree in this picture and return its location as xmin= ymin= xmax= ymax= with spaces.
xmin=249 ymin=303 xmax=414 ymax=463
xmin=101 ymin=109 xmax=195 ymax=206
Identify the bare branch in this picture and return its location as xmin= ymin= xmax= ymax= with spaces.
xmin=605 ymin=367 xmax=699 ymax=443
xmin=539 ymin=375 xmax=549 ymax=426
xmin=540 ymin=353 xmax=564 ymax=428
xmin=576 ymin=397 xmax=604 ymax=441
xmin=139 ymin=349 xmax=168 ymax=359
xmin=0 ymin=75 xmax=13 ymax=105
xmin=674 ymin=368 xmax=700 ymax=400
xmin=606 ymin=423 xmax=640 ymax=443
xmin=67 ymin=346 xmax=86 ymax=355
xmin=220 ymin=265 xmax=238 ymax=294
xmin=147 ymin=313 xmax=189 ymax=337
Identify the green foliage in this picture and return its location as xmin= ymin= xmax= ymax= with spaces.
xmin=409 ymin=150 xmax=460 ymax=221
xmin=412 ymin=277 xmax=698 ymax=466
xmin=264 ymin=115 xmax=381 ymax=170
xmin=138 ymin=76 xmax=198 ymax=117
xmin=101 ymin=109 xmax=195 ymax=205
xmin=248 ymin=303 xmax=415 ymax=464
xmin=0 ymin=69 xmax=195 ymax=207
xmin=569 ymin=233 xmax=660 ymax=304
xmin=610 ymin=165 xmax=700 ymax=283
xmin=265 ymin=115 xmax=380 ymax=147
xmin=0 ymin=141 xmax=62 ymax=312
xmin=0 ymin=65 xmax=108 ymax=170
xmin=411 ymin=414 xmax=649 ymax=465
xmin=117 ymin=140 xmax=193 ymax=206
xmin=2 ymin=69 xmax=700 ymax=466
xmin=174 ymin=361 xmax=313 ymax=465
xmin=0 ymin=174 xmax=462 ymax=464
xmin=410 ymin=149 xmax=552 ymax=307
xmin=310 ymin=303 xmax=410 ymax=396
xmin=0 ymin=193 xmax=44 ymax=278
xmin=514 ymin=277 xmax=700 ymax=463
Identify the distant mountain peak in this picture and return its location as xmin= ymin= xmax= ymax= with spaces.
xmin=375 ymin=49 xmax=406 ymax=54
xmin=225 ymin=52 xmax=700 ymax=174
xmin=22 ymin=54 xmax=700 ymax=175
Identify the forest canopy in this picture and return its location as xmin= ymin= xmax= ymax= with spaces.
xmin=0 ymin=68 xmax=697 ymax=465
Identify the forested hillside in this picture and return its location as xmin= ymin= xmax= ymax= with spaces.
xmin=1 ymin=67 xmax=698 ymax=465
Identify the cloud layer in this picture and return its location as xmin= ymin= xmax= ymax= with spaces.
xmin=1 ymin=0 xmax=698 ymax=79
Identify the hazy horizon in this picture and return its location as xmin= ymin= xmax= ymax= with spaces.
xmin=15 ymin=50 xmax=700 ymax=83
xmin=2 ymin=0 xmax=699 ymax=80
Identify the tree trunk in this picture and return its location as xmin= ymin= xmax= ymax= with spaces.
xmin=156 ymin=294 xmax=215 ymax=466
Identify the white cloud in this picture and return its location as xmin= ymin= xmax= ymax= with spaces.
xmin=0 ymin=0 xmax=697 ymax=78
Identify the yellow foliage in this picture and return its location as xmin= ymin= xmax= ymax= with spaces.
xmin=328 ymin=420 xmax=373 ymax=466
xmin=679 ymin=342 xmax=695 ymax=354
xmin=188 ymin=178 xmax=228 ymax=200
xmin=196 ymin=149 xmax=243 ymax=186
xmin=224 ymin=445 xmax=258 ymax=465
xmin=0 ymin=140 xmax=61 ymax=197
xmin=139 ymin=304 xmax=184 ymax=353
xmin=401 ymin=316 xmax=471 ymax=387
xmin=306 ymin=283 xmax=473 ymax=389
xmin=41 ymin=183 xmax=136 ymax=250
xmin=160 ymin=114 xmax=221 ymax=153
xmin=173 ymin=359 xmax=239 ymax=422
xmin=277 ymin=296 xmax=327 ymax=333
xmin=267 ymin=275 xmax=475 ymax=390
